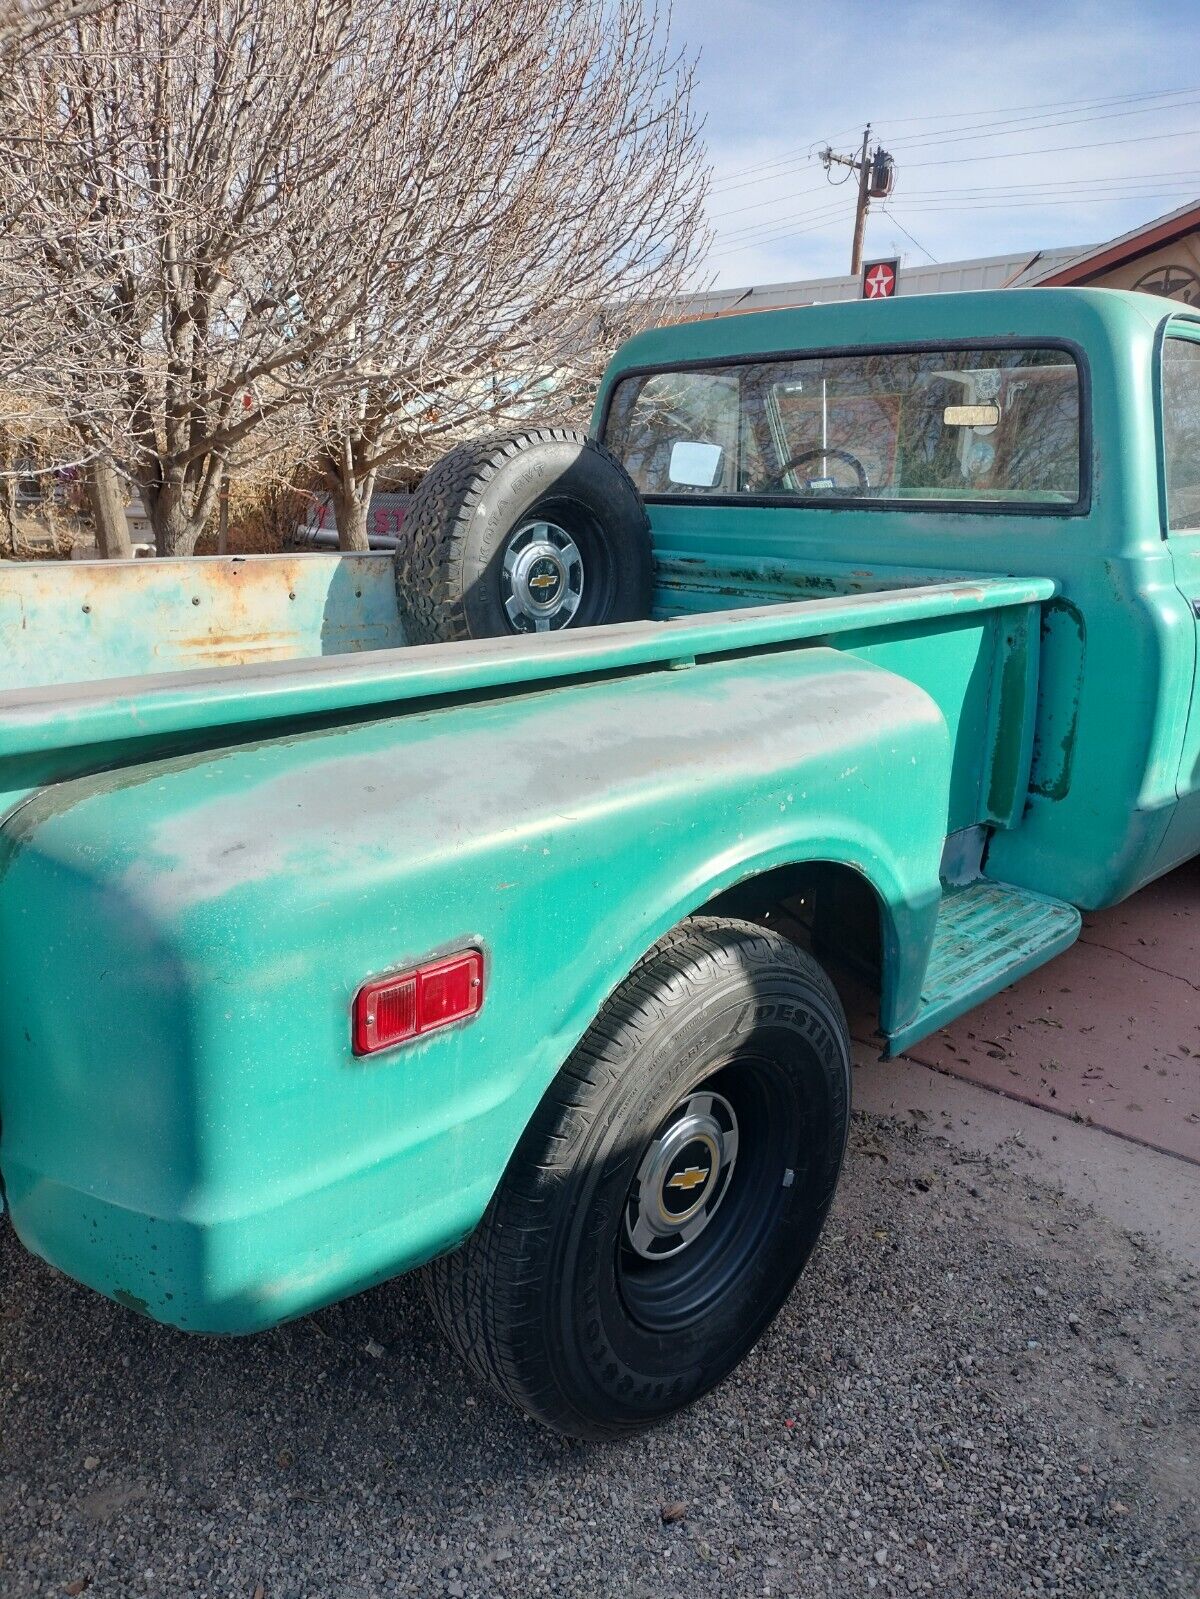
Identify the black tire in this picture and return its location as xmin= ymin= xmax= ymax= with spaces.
xmin=422 ymin=916 xmax=852 ymax=1439
xmin=396 ymin=428 xmax=652 ymax=644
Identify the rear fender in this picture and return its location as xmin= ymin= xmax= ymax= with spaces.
xmin=0 ymin=645 xmax=948 ymax=1332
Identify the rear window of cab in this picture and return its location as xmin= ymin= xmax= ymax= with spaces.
xmin=602 ymin=345 xmax=1083 ymax=511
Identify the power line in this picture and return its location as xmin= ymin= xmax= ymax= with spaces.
xmin=878 ymin=211 xmax=938 ymax=264
xmin=707 ymin=85 xmax=1200 ymax=194
xmin=895 ymin=184 xmax=1200 ymax=208
xmin=883 ymin=190 xmax=1200 ymax=213
xmin=705 ymin=213 xmax=852 ymax=261
xmin=897 ymin=171 xmax=1200 ymax=196
xmin=858 ymin=83 xmax=1200 ymax=129
xmin=906 ymin=124 xmax=1200 ymax=168
xmin=716 ymin=185 xmax=1198 ymax=254
xmin=703 ymin=87 xmax=1200 ymax=274
xmin=709 ymin=179 xmax=831 ymax=223
xmin=704 ymin=186 xmax=1198 ymax=262
xmin=715 ymin=199 xmax=857 ymax=249
xmin=708 ymin=164 xmax=1200 ymax=227
xmin=711 ymin=171 xmax=1200 ymax=250
xmin=882 ymin=91 xmax=1200 ymax=152
xmin=707 ymin=151 xmax=819 ymax=197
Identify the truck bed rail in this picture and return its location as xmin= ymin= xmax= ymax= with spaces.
xmin=0 ymin=577 xmax=1055 ymax=809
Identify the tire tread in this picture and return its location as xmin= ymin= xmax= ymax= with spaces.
xmin=396 ymin=428 xmax=648 ymax=645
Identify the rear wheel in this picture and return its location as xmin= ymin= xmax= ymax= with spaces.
xmin=422 ymin=916 xmax=851 ymax=1438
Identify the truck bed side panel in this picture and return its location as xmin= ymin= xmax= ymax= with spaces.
xmin=0 ymin=648 xmax=948 ymax=1333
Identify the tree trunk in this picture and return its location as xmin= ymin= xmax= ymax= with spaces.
xmin=145 ymin=480 xmax=202 ymax=557
xmin=0 ymin=450 xmax=17 ymax=553
xmin=85 ymin=455 xmax=133 ymax=558
xmin=329 ymin=468 xmax=377 ymax=552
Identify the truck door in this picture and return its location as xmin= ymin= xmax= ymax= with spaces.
xmin=1162 ymin=325 xmax=1200 ymax=865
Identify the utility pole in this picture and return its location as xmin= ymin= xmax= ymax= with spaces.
xmin=850 ymin=125 xmax=872 ymax=277
xmin=820 ymin=125 xmax=895 ymax=276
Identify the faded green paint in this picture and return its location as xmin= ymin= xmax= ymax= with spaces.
xmin=983 ymin=607 xmax=1040 ymax=829
xmin=0 ymin=576 xmax=1050 ymax=814
xmin=887 ymin=880 xmax=1081 ymax=1055
xmin=0 ymin=647 xmax=950 ymax=1331
xmin=1028 ymin=601 xmax=1086 ymax=802
xmin=598 ymin=288 xmax=1200 ymax=909
xmin=0 ymin=287 xmax=1197 ymax=1335
xmin=1158 ymin=320 xmax=1200 ymax=871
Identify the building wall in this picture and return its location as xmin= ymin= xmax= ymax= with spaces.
xmin=1087 ymin=234 xmax=1200 ymax=306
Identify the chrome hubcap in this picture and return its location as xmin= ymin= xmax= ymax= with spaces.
xmin=501 ymin=520 xmax=584 ymax=633
xmin=625 ymin=1090 xmax=739 ymax=1260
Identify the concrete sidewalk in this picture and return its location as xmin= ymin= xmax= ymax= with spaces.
xmin=851 ymin=856 xmax=1200 ymax=1266
xmin=900 ymin=857 xmax=1200 ymax=1162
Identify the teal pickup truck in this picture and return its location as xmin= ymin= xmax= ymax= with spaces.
xmin=1 ymin=289 xmax=1198 ymax=1439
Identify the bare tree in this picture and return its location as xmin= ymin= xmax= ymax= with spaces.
xmin=1 ymin=1 xmax=128 ymax=555
xmin=0 ymin=0 xmax=117 ymax=61
xmin=0 ymin=0 xmax=706 ymax=556
xmin=302 ymin=0 xmax=709 ymax=549
xmin=0 ymin=0 xmax=448 ymax=553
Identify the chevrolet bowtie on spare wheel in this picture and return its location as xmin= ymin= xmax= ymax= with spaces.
xmin=1 ymin=289 xmax=1198 ymax=1439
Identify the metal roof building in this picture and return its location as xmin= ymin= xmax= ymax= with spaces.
xmin=673 ymin=245 xmax=1089 ymax=319
xmin=674 ymin=199 xmax=1200 ymax=318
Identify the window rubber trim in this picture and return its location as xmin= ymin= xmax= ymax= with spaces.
xmin=1153 ymin=312 xmax=1200 ymax=539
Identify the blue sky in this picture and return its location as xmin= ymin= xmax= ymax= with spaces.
xmin=671 ymin=0 xmax=1200 ymax=287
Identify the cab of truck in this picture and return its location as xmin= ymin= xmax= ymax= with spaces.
xmin=593 ymin=287 xmax=1200 ymax=906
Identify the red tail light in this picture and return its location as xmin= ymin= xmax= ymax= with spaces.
xmin=353 ymin=949 xmax=484 ymax=1056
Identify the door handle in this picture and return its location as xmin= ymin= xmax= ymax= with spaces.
xmin=1193 ymin=598 xmax=1200 ymax=619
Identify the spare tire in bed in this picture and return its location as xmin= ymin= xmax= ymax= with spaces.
xmin=395 ymin=428 xmax=653 ymax=644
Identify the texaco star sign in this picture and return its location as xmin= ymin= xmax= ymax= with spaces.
xmin=862 ymin=258 xmax=899 ymax=299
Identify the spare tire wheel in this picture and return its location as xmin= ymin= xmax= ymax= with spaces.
xmin=396 ymin=428 xmax=653 ymax=644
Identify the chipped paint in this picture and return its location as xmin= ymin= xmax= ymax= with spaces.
xmin=0 ymin=647 xmax=949 ymax=1332
xmin=0 ymin=552 xmax=405 ymax=691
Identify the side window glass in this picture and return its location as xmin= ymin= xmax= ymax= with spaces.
xmin=1164 ymin=337 xmax=1200 ymax=533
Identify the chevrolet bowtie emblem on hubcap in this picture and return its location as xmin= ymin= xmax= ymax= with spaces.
xmin=666 ymin=1165 xmax=709 ymax=1192
xmin=529 ymin=571 xmax=557 ymax=590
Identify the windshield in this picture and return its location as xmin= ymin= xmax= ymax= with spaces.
xmin=603 ymin=345 xmax=1082 ymax=509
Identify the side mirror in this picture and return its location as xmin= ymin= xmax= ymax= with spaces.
xmin=668 ymin=440 xmax=725 ymax=489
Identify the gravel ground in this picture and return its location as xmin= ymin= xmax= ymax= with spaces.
xmin=1 ymin=1112 xmax=1196 ymax=1599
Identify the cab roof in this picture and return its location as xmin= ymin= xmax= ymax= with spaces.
xmin=602 ymin=286 xmax=1194 ymax=382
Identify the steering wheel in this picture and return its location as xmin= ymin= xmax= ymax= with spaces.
xmin=761 ymin=446 xmax=870 ymax=496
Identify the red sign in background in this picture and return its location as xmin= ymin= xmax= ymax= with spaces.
xmin=862 ymin=259 xmax=899 ymax=299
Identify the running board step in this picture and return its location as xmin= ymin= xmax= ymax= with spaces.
xmin=887 ymin=880 xmax=1081 ymax=1056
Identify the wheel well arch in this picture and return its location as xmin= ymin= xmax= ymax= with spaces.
xmin=481 ymin=850 xmax=915 ymax=1264
xmin=693 ymin=858 xmax=891 ymax=1035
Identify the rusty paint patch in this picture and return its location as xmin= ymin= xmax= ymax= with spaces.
xmin=113 ymin=1287 xmax=151 ymax=1317
xmin=1029 ymin=600 xmax=1086 ymax=801
xmin=1 ymin=553 xmax=405 ymax=692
